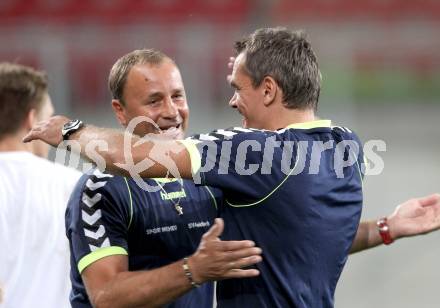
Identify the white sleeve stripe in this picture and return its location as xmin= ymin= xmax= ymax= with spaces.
xmin=82 ymin=209 xmax=102 ymax=226
xmin=84 ymin=225 xmax=106 ymax=240
xmin=86 ymin=179 xmax=107 ymax=191
xmin=93 ymin=169 xmax=114 ymax=178
xmin=82 ymin=192 xmax=102 ymax=208
xmin=89 ymin=238 xmax=110 ymax=251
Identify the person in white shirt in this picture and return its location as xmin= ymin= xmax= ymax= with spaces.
xmin=0 ymin=62 xmax=81 ymax=307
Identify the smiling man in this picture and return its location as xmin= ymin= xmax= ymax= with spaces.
xmin=25 ymin=29 xmax=440 ymax=307
xmin=63 ymin=50 xmax=262 ymax=308
xmin=109 ymin=54 xmax=187 ymax=139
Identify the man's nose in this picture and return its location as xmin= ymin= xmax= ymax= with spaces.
xmin=162 ymin=97 xmax=179 ymax=118
xmin=229 ymin=93 xmax=238 ymax=108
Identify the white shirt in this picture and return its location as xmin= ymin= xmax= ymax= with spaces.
xmin=0 ymin=152 xmax=82 ymax=308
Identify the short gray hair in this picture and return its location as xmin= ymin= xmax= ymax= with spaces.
xmin=235 ymin=27 xmax=321 ymax=110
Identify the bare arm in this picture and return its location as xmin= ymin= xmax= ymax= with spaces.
xmin=84 ymin=219 xmax=262 ymax=308
xmin=23 ymin=116 xmax=194 ymax=179
xmin=83 ymin=256 xmax=190 ymax=308
xmin=350 ymin=194 xmax=440 ymax=254
xmin=349 ymin=220 xmax=381 ymax=254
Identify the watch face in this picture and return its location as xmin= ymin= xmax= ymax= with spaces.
xmin=64 ymin=120 xmax=80 ymax=130
xmin=62 ymin=119 xmax=82 ymax=139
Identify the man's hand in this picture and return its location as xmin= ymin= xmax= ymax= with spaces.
xmin=23 ymin=115 xmax=71 ymax=146
xmin=188 ymin=218 xmax=262 ymax=283
xmin=388 ymin=194 xmax=440 ymax=240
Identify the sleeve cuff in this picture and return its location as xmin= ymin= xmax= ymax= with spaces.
xmin=78 ymin=246 xmax=128 ymax=274
xmin=178 ymin=140 xmax=202 ymax=176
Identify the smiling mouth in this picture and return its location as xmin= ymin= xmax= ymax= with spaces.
xmin=159 ymin=123 xmax=182 ymax=131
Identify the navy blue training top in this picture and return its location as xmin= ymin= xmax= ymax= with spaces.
xmin=66 ymin=169 xmax=222 ymax=308
xmin=181 ymin=120 xmax=364 ymax=308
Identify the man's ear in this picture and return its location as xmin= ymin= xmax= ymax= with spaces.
xmin=111 ymin=99 xmax=127 ymax=126
xmin=24 ymin=108 xmax=37 ymax=131
xmin=262 ymin=76 xmax=278 ymax=107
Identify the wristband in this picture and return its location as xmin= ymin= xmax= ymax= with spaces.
xmin=376 ymin=217 xmax=394 ymax=245
xmin=182 ymin=257 xmax=200 ymax=288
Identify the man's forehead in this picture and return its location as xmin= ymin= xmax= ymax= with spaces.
xmin=128 ymin=62 xmax=183 ymax=88
xmin=131 ymin=61 xmax=176 ymax=79
xmin=232 ymin=53 xmax=246 ymax=74
xmin=229 ymin=53 xmax=248 ymax=85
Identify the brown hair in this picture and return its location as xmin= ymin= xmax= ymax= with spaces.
xmin=0 ymin=62 xmax=48 ymax=139
xmin=108 ymin=49 xmax=169 ymax=105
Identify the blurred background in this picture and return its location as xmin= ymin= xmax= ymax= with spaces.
xmin=1 ymin=1 xmax=439 ymax=307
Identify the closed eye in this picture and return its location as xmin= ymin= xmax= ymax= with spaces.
xmin=145 ymin=93 xmax=163 ymax=105
xmin=230 ymin=81 xmax=240 ymax=91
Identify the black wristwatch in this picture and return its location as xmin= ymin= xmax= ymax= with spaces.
xmin=61 ymin=119 xmax=84 ymax=141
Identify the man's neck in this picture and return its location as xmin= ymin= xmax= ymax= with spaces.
xmin=0 ymin=134 xmax=32 ymax=153
xmin=263 ymin=107 xmax=316 ymax=131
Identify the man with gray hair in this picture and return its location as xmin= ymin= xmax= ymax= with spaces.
xmin=25 ymin=28 xmax=440 ymax=307
xmin=64 ymin=49 xmax=262 ymax=308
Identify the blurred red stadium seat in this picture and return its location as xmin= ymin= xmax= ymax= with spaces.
xmin=271 ymin=0 xmax=440 ymax=22
xmin=0 ymin=0 xmax=252 ymax=24
xmin=0 ymin=52 xmax=40 ymax=70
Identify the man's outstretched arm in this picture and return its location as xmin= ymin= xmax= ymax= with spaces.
xmin=351 ymin=194 xmax=440 ymax=254
xmin=24 ymin=116 xmax=440 ymax=255
xmin=23 ymin=115 xmax=194 ymax=179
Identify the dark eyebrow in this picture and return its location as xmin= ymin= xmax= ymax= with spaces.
xmin=229 ymin=80 xmax=239 ymax=90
